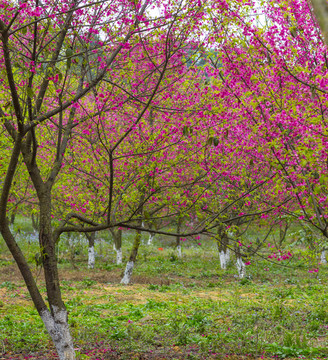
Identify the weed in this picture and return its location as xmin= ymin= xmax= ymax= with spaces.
xmin=81 ymin=278 xmax=97 ymax=287
xmin=0 ymin=281 xmax=16 ymax=290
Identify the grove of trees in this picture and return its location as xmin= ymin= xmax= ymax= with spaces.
xmin=1 ymin=0 xmax=328 ymax=359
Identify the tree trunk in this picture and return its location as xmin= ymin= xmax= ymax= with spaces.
xmin=279 ymin=221 xmax=289 ymax=247
xmin=177 ymin=243 xmax=182 ymax=258
xmin=321 ymin=249 xmax=327 ymax=264
xmin=148 ymin=232 xmax=155 ymax=245
xmin=31 ymin=212 xmax=39 ymax=232
xmin=0 ymin=137 xmax=75 ymax=359
xmin=176 ymin=217 xmax=182 ymax=258
xmin=1 ymin=199 xmax=75 ymax=360
xmin=40 ymin=307 xmax=75 ymax=360
xmin=235 ymin=243 xmax=246 ymax=279
xmin=86 ymin=232 xmax=96 ymax=269
xmin=111 ymin=229 xmax=122 ymax=265
xmin=10 ymin=207 xmax=17 ymax=224
xmin=39 ymin=195 xmax=75 ymax=359
xmin=217 ymin=225 xmax=230 ymax=270
xmin=121 ymin=229 xmax=141 ymax=284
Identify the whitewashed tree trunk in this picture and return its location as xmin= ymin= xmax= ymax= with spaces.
xmin=226 ymin=249 xmax=230 ymax=263
xmin=176 ymin=218 xmax=182 ymax=257
xmin=111 ymin=229 xmax=122 ymax=265
xmin=217 ymin=225 xmax=230 ymax=270
xmin=68 ymin=235 xmax=74 ymax=247
xmin=177 ymin=244 xmax=182 ymax=258
xmin=116 ymin=247 xmax=122 ymax=265
xmin=40 ymin=306 xmax=75 ymax=360
xmin=148 ymin=233 xmax=155 ymax=245
xmin=236 ymin=257 xmax=246 ymax=278
xmin=219 ymin=251 xmax=226 ymax=269
xmin=121 ymin=217 xmax=141 ymax=284
xmin=321 ymin=250 xmax=327 ymax=264
xmin=121 ymin=261 xmax=134 ymax=284
xmin=113 ymin=242 xmax=123 ymax=265
xmin=219 ymin=249 xmax=230 ymax=270
xmin=88 ymin=245 xmax=95 ymax=269
xmin=86 ymin=232 xmax=96 ymax=269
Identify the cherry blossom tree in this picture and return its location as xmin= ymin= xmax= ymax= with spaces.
xmin=205 ymin=0 xmax=328 ymax=267
xmin=0 ymin=0 xmax=210 ymax=358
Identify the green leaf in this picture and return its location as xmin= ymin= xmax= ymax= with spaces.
xmin=66 ymin=48 xmax=73 ymax=58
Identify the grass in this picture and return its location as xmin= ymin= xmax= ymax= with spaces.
xmin=0 ymin=217 xmax=328 ymax=359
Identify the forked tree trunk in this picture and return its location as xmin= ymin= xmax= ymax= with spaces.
xmin=111 ymin=229 xmax=122 ymax=265
xmin=121 ymin=228 xmax=141 ymax=284
xmin=217 ymin=225 xmax=230 ymax=270
xmin=86 ymin=232 xmax=96 ymax=269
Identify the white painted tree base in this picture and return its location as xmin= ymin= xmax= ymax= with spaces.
xmin=321 ymin=250 xmax=327 ymax=264
xmin=177 ymin=245 xmax=182 ymax=258
xmin=226 ymin=249 xmax=230 ymax=263
xmin=68 ymin=237 xmax=74 ymax=247
xmin=219 ymin=250 xmax=230 ymax=270
xmin=236 ymin=257 xmax=246 ymax=278
xmin=121 ymin=261 xmax=134 ymax=284
xmin=116 ymin=248 xmax=122 ymax=265
xmin=88 ymin=246 xmax=95 ymax=269
xmin=148 ymin=233 xmax=155 ymax=245
xmin=40 ymin=306 xmax=75 ymax=360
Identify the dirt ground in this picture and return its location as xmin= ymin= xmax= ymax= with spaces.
xmin=0 ymin=261 xmax=181 ymax=286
